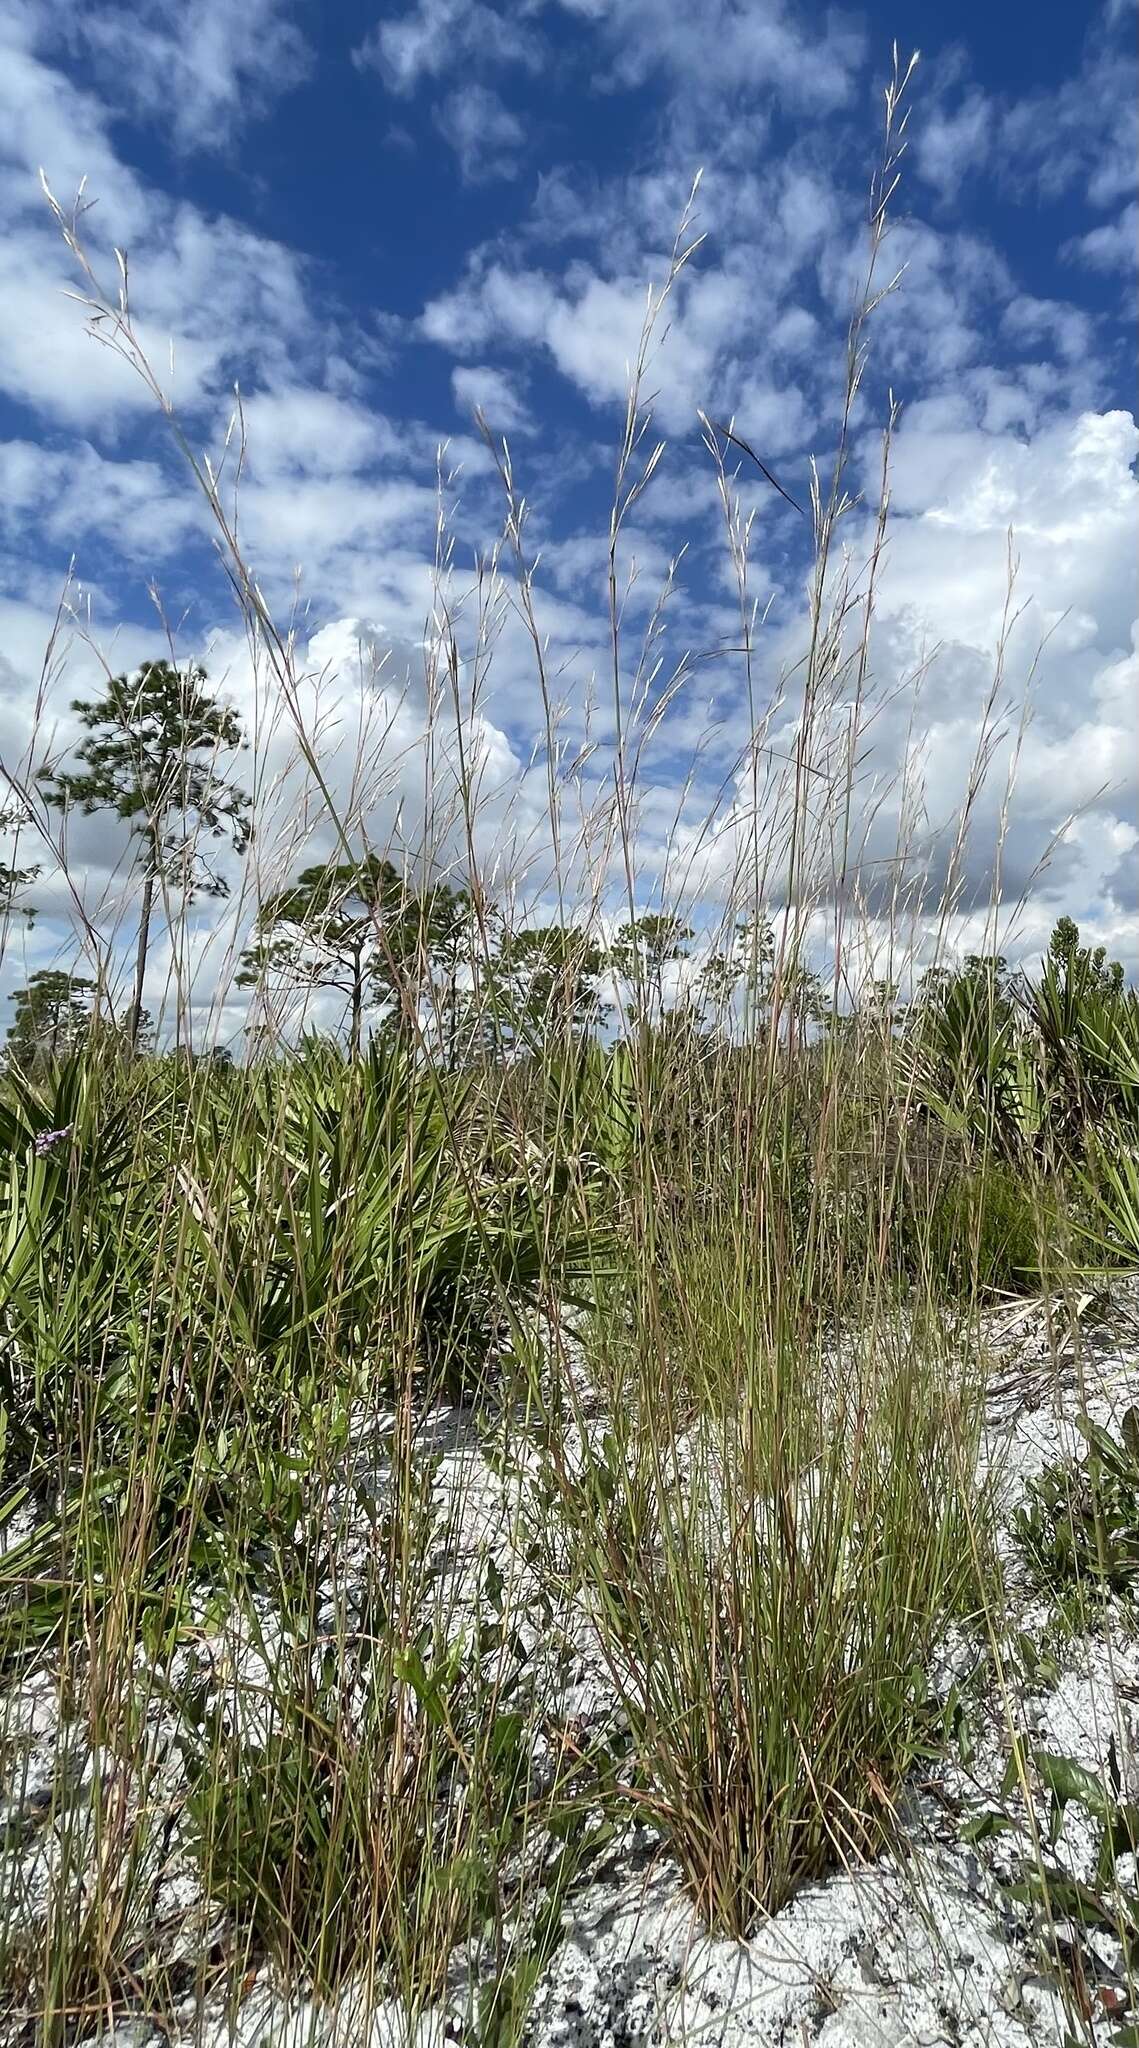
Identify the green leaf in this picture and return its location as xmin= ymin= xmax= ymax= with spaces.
xmin=1007 ymin=1865 xmax=1117 ymax=1931
xmin=961 ymin=1809 xmax=1015 ymax=1844
xmin=1077 ymin=1414 xmax=1136 ymax=1484
xmin=1033 ymin=1749 xmax=1114 ymax=1828
xmin=1001 ymin=1733 xmax=1031 ymax=1800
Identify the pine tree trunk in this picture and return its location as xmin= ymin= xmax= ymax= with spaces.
xmin=129 ymin=861 xmax=156 ymax=1054
xmin=350 ymin=943 xmax=363 ymax=1060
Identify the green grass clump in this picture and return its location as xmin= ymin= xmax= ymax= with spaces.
xmin=536 ymin=1215 xmax=990 ymax=1935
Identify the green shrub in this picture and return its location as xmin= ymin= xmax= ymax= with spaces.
xmin=1076 ymin=1129 xmax=1139 ymax=1270
xmin=921 ymin=1162 xmax=1056 ymax=1298
xmin=1014 ymin=1408 xmax=1139 ymax=1603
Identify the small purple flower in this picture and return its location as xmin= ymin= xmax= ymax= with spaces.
xmin=34 ymin=1125 xmax=73 ymax=1157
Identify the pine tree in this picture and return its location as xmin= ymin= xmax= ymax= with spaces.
xmin=6 ymin=969 xmax=95 ymax=1066
xmin=611 ymin=914 xmax=693 ymax=1028
xmin=238 ymin=856 xmax=411 ymax=1055
xmin=0 ymin=859 xmax=40 ymax=930
xmin=0 ymin=803 xmax=41 ymax=935
xmin=496 ymin=925 xmax=610 ymax=1045
xmin=39 ymin=661 xmax=251 ymax=1049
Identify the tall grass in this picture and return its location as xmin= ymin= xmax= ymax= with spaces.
xmin=0 ymin=48 xmax=1135 ymax=2048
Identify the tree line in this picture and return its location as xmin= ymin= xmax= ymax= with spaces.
xmin=0 ymin=659 xmax=724 ymax=1064
xmin=1 ymin=658 xmax=1128 ymax=1069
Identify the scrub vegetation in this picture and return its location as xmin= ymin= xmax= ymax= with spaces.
xmin=1 ymin=56 xmax=1136 ymax=2048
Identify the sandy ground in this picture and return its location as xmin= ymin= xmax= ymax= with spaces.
xmin=2 ymin=1284 xmax=1137 ymax=2047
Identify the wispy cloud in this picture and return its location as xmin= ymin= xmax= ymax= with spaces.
xmin=435 ymin=82 xmax=528 ymax=183
xmin=52 ymin=0 xmax=312 ymax=149
xmin=452 ymin=364 xmax=533 ymax=432
xmin=556 ymin=0 xmax=865 ymax=113
xmin=914 ymin=5 xmax=1137 ymax=213
xmin=1064 ymin=202 xmax=1139 ymax=274
xmin=354 ymin=0 xmax=543 ymax=94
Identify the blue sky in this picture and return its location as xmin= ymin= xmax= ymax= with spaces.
xmin=0 ymin=0 xmax=1135 ymax=1038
